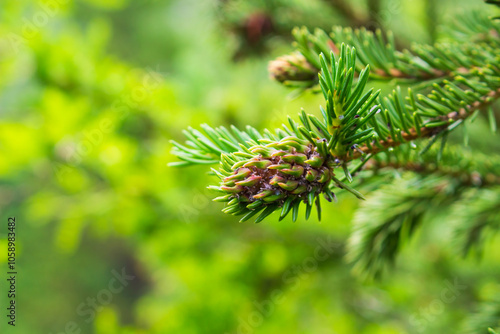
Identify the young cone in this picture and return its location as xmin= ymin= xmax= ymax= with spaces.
xmin=212 ymin=137 xmax=337 ymax=223
xmin=268 ymin=53 xmax=317 ymax=84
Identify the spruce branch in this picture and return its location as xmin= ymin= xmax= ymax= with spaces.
xmin=172 ymin=45 xmax=381 ymax=222
xmin=171 ymin=42 xmax=500 ymax=223
xmin=347 ymin=84 xmax=500 ymax=161
xmin=206 ymin=45 xmax=381 ymax=223
xmin=360 ymin=144 xmax=500 ymax=188
xmin=269 ymin=11 xmax=500 ymax=89
xmin=344 ymin=144 xmax=500 ymax=278
xmin=448 ymin=10 xmax=500 ymax=42
xmin=171 ymin=1 xmax=500 ymax=224
xmin=462 ymin=294 xmax=500 ymax=334
xmin=344 ymin=137 xmax=500 ymax=277
xmin=346 ymin=173 xmax=460 ymax=279
xmin=452 ymin=187 xmax=500 ymax=256
xmin=346 ymin=175 xmax=500 ymax=279
xmin=169 ymin=2 xmax=500 ymax=329
xmin=169 ymin=124 xmax=274 ymax=167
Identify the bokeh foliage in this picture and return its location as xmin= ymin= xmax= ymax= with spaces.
xmin=0 ymin=0 xmax=499 ymax=333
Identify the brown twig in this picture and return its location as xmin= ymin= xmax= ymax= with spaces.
xmin=345 ymin=88 xmax=500 ymax=161
xmin=363 ymin=160 xmax=500 ymax=187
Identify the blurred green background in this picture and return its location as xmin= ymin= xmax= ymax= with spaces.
xmin=0 ymin=0 xmax=499 ymax=333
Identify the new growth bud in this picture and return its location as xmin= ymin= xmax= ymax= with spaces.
xmin=268 ymin=53 xmax=316 ymax=83
xmin=212 ymin=137 xmax=336 ymax=222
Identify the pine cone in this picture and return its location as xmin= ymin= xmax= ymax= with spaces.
xmin=212 ymin=137 xmax=336 ymax=222
xmin=268 ymin=53 xmax=316 ymax=83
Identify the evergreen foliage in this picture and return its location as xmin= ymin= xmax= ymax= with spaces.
xmin=171 ymin=4 xmax=500 ymax=330
xmin=463 ymin=293 xmax=500 ymax=333
xmin=5 ymin=0 xmax=500 ymax=333
xmin=171 ymin=5 xmax=500 ymax=224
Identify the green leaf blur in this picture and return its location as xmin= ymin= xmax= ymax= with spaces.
xmin=0 ymin=1 xmax=499 ymax=334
